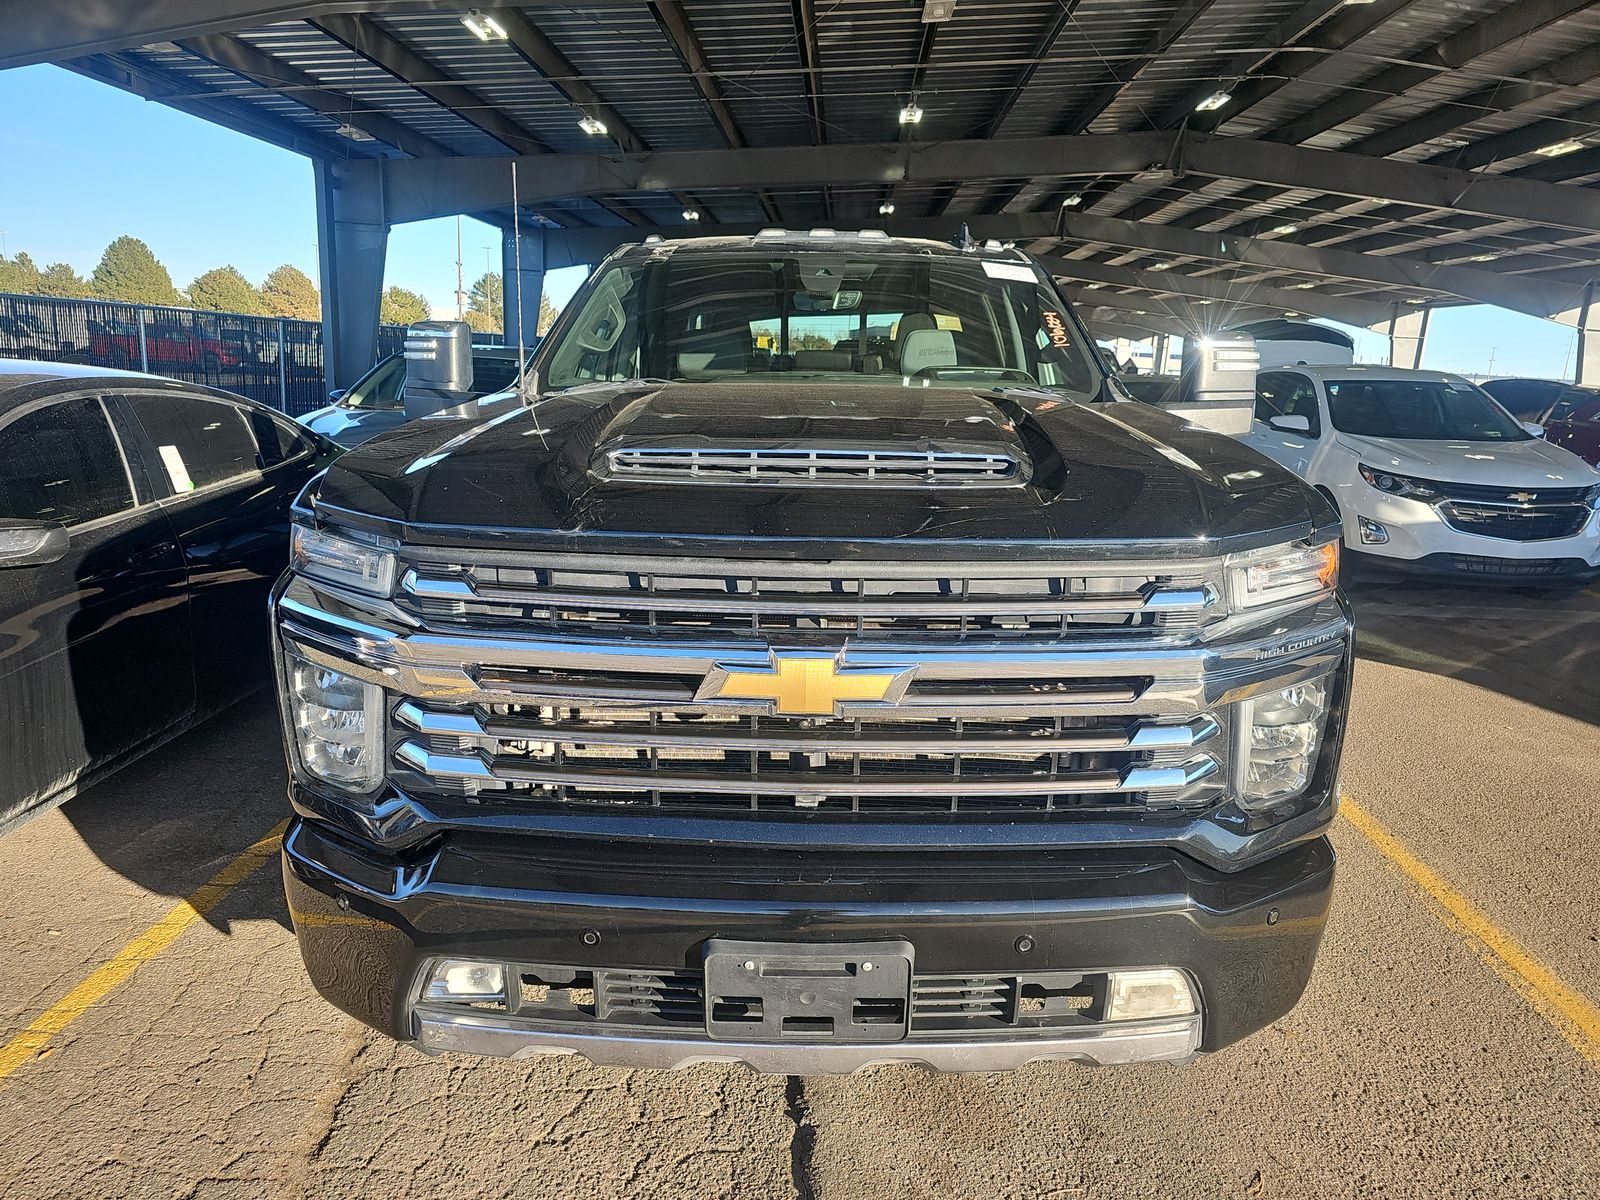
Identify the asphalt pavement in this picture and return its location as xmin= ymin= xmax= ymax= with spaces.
xmin=0 ymin=573 xmax=1596 ymax=1200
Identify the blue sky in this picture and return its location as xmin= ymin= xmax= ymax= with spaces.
xmin=0 ymin=63 xmax=1580 ymax=379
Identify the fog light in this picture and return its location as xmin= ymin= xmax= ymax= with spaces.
xmin=283 ymin=648 xmax=383 ymax=791
xmin=1105 ymin=969 xmax=1195 ymax=1021
xmin=1235 ymin=678 xmax=1330 ymax=808
xmin=425 ymin=960 xmax=506 ymax=1002
xmin=1358 ymin=516 xmax=1389 ymax=545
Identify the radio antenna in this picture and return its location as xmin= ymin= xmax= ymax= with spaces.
xmin=511 ymin=160 xmax=528 ymax=399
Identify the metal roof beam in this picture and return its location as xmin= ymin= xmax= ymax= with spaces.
xmin=371 ymin=131 xmax=1600 ymax=234
xmin=978 ymin=1 xmax=1083 ymax=140
xmin=310 ymin=13 xmax=549 ymax=155
xmin=488 ymin=6 xmax=646 ymax=154
xmin=1058 ymin=0 xmax=1222 ymax=134
xmin=1035 ymin=255 xmax=1393 ymax=327
xmin=178 ymin=31 xmax=455 ymax=158
xmin=0 ymin=0 xmax=657 ymax=69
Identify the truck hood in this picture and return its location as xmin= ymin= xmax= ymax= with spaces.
xmin=312 ymin=382 xmax=1328 ymax=560
xmin=1333 ymin=431 xmax=1600 ymax=487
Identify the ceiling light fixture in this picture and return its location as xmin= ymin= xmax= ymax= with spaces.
xmin=1405 ymin=298 xmax=1427 ymax=305
xmin=1082 ymin=283 xmax=1103 ymax=290
xmin=682 ymin=208 xmax=701 ymax=221
xmin=1195 ymin=299 xmax=1213 ymax=306
xmin=578 ymin=114 xmax=607 ymax=136
xmin=335 ymin=124 xmax=375 ymax=142
xmin=899 ymin=100 xmax=924 ymax=125
xmin=1270 ymin=223 xmax=1299 ymax=236
xmin=1062 ymin=194 xmax=1084 ymax=207
xmin=1148 ymin=261 xmax=1173 ymax=272
xmin=461 ymin=10 xmax=509 ymax=40
xmin=1535 ymin=139 xmax=1584 ymax=157
xmin=1291 ymin=282 xmax=1317 ymax=290
xmin=921 ymin=0 xmax=957 ymax=21
xmin=878 ymin=201 xmax=896 ymax=215
xmin=1466 ymin=253 xmax=1497 ymax=263
xmin=1195 ymin=90 xmax=1232 ymax=113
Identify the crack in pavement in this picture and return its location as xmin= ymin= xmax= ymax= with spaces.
xmin=784 ymin=1075 xmax=818 ymax=1200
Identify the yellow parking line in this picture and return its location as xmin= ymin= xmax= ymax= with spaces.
xmin=1342 ymin=796 xmax=1600 ymax=1064
xmin=0 ymin=820 xmax=288 ymax=1086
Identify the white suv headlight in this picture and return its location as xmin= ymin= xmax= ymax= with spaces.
xmin=1234 ymin=677 xmax=1330 ymax=808
xmin=291 ymin=524 xmax=398 ymax=597
xmin=284 ymin=647 xmax=383 ymax=791
xmin=1225 ymin=541 xmax=1338 ymax=611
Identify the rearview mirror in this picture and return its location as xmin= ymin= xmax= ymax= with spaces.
xmin=1268 ymin=414 xmax=1313 ymax=435
xmin=1521 ymin=421 xmax=1545 ymax=438
xmin=0 ymin=520 xmax=69 ymax=569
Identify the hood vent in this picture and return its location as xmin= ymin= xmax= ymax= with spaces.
xmin=606 ymin=446 xmax=1022 ymax=488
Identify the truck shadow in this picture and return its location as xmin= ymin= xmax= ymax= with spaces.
xmin=55 ymin=690 xmax=295 ymax=931
xmin=1345 ymin=567 xmax=1600 ymax=726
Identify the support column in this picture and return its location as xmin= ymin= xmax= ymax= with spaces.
xmin=501 ymin=224 xmax=546 ymax=351
xmin=1571 ymin=283 xmax=1600 ymax=386
xmin=315 ymin=159 xmax=388 ymax=394
xmin=1369 ymin=302 xmax=1431 ymax=371
xmin=1152 ymin=333 xmax=1170 ymax=375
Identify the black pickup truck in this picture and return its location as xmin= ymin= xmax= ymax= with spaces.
xmin=273 ymin=231 xmax=1350 ymax=1073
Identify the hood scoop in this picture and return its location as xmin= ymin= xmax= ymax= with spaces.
xmin=605 ymin=442 xmax=1024 ymax=488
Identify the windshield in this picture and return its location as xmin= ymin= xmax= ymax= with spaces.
xmin=541 ymin=247 xmax=1102 ymax=398
xmin=1324 ymin=378 xmax=1529 ymax=441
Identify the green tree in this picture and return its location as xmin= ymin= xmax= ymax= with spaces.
xmin=261 ymin=264 xmax=320 ymax=320
xmin=36 ymin=262 xmax=91 ymax=298
xmin=464 ymin=271 xmax=502 ymax=333
xmin=189 ymin=265 xmax=265 ymax=314
xmin=380 ymin=285 xmax=430 ymax=327
xmin=537 ymin=293 xmax=559 ymax=337
xmin=91 ymin=236 xmax=181 ymax=305
xmin=0 ymin=252 xmax=41 ymax=294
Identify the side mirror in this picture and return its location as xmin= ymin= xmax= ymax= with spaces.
xmin=0 ymin=520 xmax=69 ymax=569
xmin=1522 ymin=421 xmax=1545 ymax=438
xmin=328 ymin=388 xmax=347 ymax=403
xmin=1268 ymin=414 xmax=1313 ymax=435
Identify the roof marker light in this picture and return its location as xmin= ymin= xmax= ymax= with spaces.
xmin=1195 ymin=90 xmax=1232 ymax=113
xmin=461 ymin=10 xmax=508 ymax=40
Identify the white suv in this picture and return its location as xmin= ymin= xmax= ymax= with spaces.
xmin=1242 ymin=364 xmax=1600 ymax=582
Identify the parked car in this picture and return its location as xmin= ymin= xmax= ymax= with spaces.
xmin=299 ymin=343 xmax=537 ymax=447
xmin=0 ymin=311 xmax=71 ymax=361
xmin=1245 ymin=364 xmax=1600 ymax=581
xmin=1479 ymin=378 xmax=1600 ymax=467
xmin=86 ymin=318 xmax=250 ymax=373
xmin=0 ymin=361 xmax=341 ymax=832
xmin=277 ymin=231 xmax=1351 ymax=1074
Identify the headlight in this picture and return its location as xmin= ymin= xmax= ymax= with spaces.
xmin=1225 ymin=541 xmax=1338 ymax=611
xmin=283 ymin=646 xmax=383 ymax=791
xmin=1357 ymin=463 xmax=1442 ymax=501
xmin=290 ymin=524 xmax=397 ymax=596
xmin=1234 ymin=677 xmax=1329 ymax=808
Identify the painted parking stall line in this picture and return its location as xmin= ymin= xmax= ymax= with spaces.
xmin=1342 ymin=795 xmax=1600 ymax=1065
xmin=0 ymin=820 xmax=289 ymax=1087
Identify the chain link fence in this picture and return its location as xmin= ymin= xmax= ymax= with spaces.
xmin=0 ymin=292 xmax=501 ymax=417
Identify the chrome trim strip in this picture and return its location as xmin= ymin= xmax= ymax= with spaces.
xmin=390 ymin=740 xmax=1218 ymax=796
xmin=411 ymin=1007 xmax=1202 ymax=1071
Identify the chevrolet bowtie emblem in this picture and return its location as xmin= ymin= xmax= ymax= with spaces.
xmin=697 ymin=652 xmax=915 ymax=716
xmin=1508 ymin=491 xmax=1537 ymax=503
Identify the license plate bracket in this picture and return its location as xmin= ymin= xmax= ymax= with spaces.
xmin=702 ymin=939 xmax=914 ymax=1043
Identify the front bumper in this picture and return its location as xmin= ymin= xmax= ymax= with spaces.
xmin=1340 ymin=492 xmax=1600 ymax=571
xmin=283 ymin=815 xmax=1336 ymax=1073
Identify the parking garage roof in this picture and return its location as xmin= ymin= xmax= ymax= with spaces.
xmin=8 ymin=1 xmax=1600 ymax=339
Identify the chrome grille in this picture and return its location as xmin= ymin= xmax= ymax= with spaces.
xmin=606 ymin=446 xmax=1020 ymax=487
xmin=399 ymin=552 xmax=1218 ymax=642
xmin=1438 ymin=500 xmax=1590 ymax=541
xmin=390 ymin=700 xmax=1225 ymax=816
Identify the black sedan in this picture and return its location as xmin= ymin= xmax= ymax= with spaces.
xmin=0 ymin=361 xmax=341 ymax=832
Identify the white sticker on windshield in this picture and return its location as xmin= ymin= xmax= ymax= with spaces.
xmin=981 ymin=261 xmax=1036 ymax=282
xmin=158 ymin=445 xmax=195 ymax=493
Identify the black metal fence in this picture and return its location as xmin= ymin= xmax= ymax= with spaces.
xmin=0 ymin=292 xmax=502 ymax=417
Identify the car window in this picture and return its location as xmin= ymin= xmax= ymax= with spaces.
xmin=1255 ymin=372 xmax=1321 ymax=436
xmin=1480 ymin=380 xmax=1550 ymax=421
xmin=246 ymin=408 xmax=315 ymax=467
xmin=1547 ymin=388 xmax=1598 ymax=424
xmin=0 ymin=395 xmax=135 ymax=526
xmin=342 ymin=356 xmax=405 ymax=410
xmin=125 ymin=394 xmax=261 ymax=495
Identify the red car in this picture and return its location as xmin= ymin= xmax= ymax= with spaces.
xmin=1480 ymin=378 xmax=1600 ymax=467
xmin=87 ymin=319 xmax=250 ymax=373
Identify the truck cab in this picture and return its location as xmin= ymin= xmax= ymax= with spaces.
xmin=273 ymin=231 xmax=1351 ymax=1073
